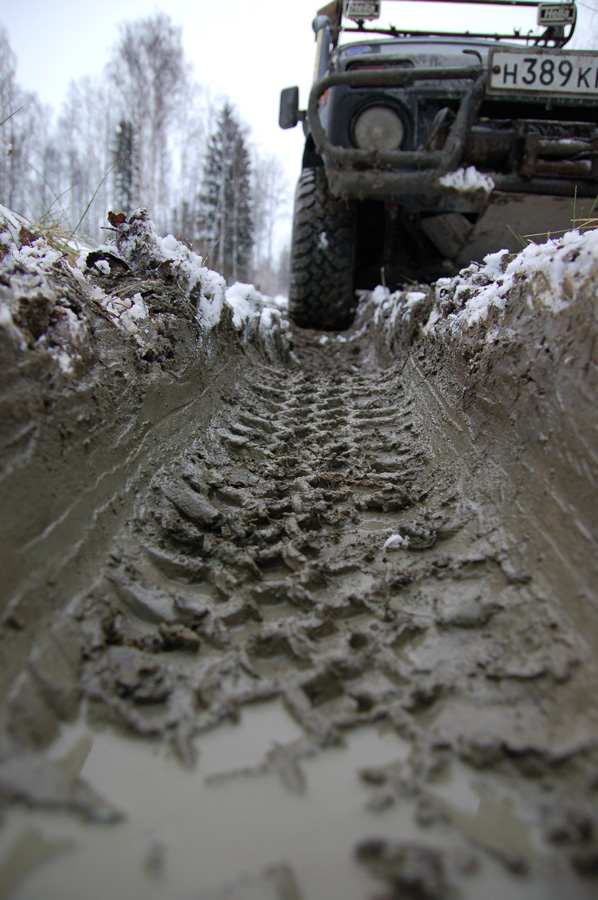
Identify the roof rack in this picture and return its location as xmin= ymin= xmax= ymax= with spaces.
xmin=317 ymin=0 xmax=577 ymax=48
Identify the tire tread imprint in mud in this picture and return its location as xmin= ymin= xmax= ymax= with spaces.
xmin=72 ymin=343 xmax=598 ymax=897
xmin=85 ymin=357 xmax=588 ymax=747
xmin=84 ymin=365 xmax=443 ymax=742
xmin=289 ymin=167 xmax=357 ymax=331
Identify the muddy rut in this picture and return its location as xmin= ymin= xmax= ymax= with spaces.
xmin=95 ymin=356 xmax=442 ymax=737
xmin=1 ymin=290 xmax=598 ymax=899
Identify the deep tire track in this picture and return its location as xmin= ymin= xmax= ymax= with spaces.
xmin=83 ymin=357 xmax=511 ymax=760
xmin=4 ymin=326 xmax=597 ymax=899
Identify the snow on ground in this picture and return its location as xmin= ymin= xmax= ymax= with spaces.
xmin=0 ymin=205 xmax=25 ymax=244
xmin=225 ymin=282 xmax=277 ymax=329
xmin=3 ymin=202 xmax=597 ymax=377
xmin=383 ymin=533 xmax=410 ymax=550
xmin=434 ymin=227 xmax=598 ymax=329
xmin=0 ymin=206 xmax=91 ymax=371
xmin=361 ymin=226 xmax=598 ymax=344
xmin=88 ymin=210 xmax=232 ymax=331
xmin=225 ymin=281 xmax=290 ymax=362
xmin=0 ymin=207 xmax=290 ymax=371
xmin=91 ymin=211 xmax=288 ymax=337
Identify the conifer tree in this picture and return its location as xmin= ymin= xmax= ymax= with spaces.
xmin=200 ymin=104 xmax=253 ymax=283
xmin=113 ymin=119 xmax=139 ymax=214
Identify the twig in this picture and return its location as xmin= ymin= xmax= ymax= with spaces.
xmin=69 ymin=163 xmax=116 ymax=241
xmin=202 ymin=238 xmax=219 ymax=268
xmin=507 ymin=224 xmax=530 ymax=248
xmin=0 ymin=106 xmax=24 ymax=128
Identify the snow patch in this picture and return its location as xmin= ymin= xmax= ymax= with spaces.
xmin=122 ymin=294 xmax=149 ymax=333
xmin=0 ymin=301 xmax=14 ymax=327
xmin=439 ymin=167 xmax=495 ymax=195
xmin=93 ymin=211 xmax=228 ymax=332
xmin=405 ymin=291 xmax=427 ymax=308
xmin=50 ymin=348 xmax=76 ymax=375
xmin=426 ymin=228 xmax=598 ymax=333
xmin=270 ymin=294 xmax=289 ymax=311
xmin=383 ymin=533 xmax=410 ymax=550
xmin=1 ymin=205 xmax=290 ymax=373
xmin=94 ymin=259 xmax=110 ymax=276
xmin=224 ymin=281 xmax=291 ymax=362
xmin=0 ymin=205 xmax=25 ymax=244
xmin=354 ymin=227 xmax=598 ymax=358
xmin=371 ymin=285 xmax=391 ymax=306
xmin=226 ymin=282 xmax=266 ymax=329
xmin=197 ymin=270 xmax=225 ymax=329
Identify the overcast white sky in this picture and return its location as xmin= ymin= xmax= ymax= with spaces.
xmin=2 ymin=0 xmax=596 ymax=237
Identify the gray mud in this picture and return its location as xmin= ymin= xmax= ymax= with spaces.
xmin=1 ymin=228 xmax=597 ymax=899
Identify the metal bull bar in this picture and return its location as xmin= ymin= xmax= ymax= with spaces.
xmin=307 ymin=66 xmax=487 ymax=197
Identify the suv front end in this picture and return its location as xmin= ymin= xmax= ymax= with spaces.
xmin=280 ymin=0 xmax=598 ymax=329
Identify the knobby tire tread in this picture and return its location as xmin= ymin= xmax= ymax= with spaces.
xmin=289 ymin=168 xmax=357 ymax=331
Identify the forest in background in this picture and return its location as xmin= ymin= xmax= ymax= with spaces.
xmin=0 ymin=13 xmax=290 ymax=293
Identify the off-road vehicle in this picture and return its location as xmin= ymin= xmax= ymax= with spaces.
xmin=280 ymin=0 xmax=597 ymax=329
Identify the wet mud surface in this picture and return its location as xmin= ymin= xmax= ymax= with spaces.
xmin=1 ymin=242 xmax=598 ymax=899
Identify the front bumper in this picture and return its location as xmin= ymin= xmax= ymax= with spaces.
xmin=308 ymin=66 xmax=598 ymax=204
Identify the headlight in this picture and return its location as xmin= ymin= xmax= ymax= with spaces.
xmin=352 ymin=105 xmax=404 ymax=152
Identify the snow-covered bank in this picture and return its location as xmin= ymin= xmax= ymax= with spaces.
xmin=357 ymin=226 xmax=598 ymax=348
xmin=432 ymin=227 xmax=598 ymax=327
xmin=347 ymin=222 xmax=598 ymax=656
xmin=0 ymin=207 xmax=290 ymax=372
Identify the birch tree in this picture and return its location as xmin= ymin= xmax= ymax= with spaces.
xmin=251 ymin=152 xmax=289 ymax=291
xmin=113 ymin=119 xmax=139 ymax=215
xmin=107 ymin=13 xmax=189 ymax=231
xmin=54 ymin=76 xmax=114 ymax=239
xmin=0 ymin=28 xmax=49 ymax=220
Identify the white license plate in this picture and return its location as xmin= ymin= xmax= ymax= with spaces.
xmin=488 ymin=49 xmax=598 ymax=98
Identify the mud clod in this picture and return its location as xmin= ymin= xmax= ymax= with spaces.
xmin=355 ymin=839 xmax=449 ymax=900
xmin=163 ymin=483 xmax=223 ymax=530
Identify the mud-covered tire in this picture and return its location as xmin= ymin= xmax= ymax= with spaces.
xmin=289 ymin=168 xmax=357 ymax=331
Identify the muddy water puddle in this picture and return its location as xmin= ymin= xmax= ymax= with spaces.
xmin=1 ymin=700 xmax=587 ymax=900
xmin=0 ymin=703 xmax=412 ymax=900
xmin=356 ymin=510 xmax=407 ymax=534
xmin=426 ymin=760 xmax=536 ymax=865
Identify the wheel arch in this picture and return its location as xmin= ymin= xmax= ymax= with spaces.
xmin=302 ymin=136 xmax=324 ymax=170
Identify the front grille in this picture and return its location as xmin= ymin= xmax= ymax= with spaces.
xmin=478 ymin=98 xmax=598 ymax=126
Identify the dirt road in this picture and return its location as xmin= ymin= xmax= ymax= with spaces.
xmin=1 ymin=221 xmax=597 ymax=899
